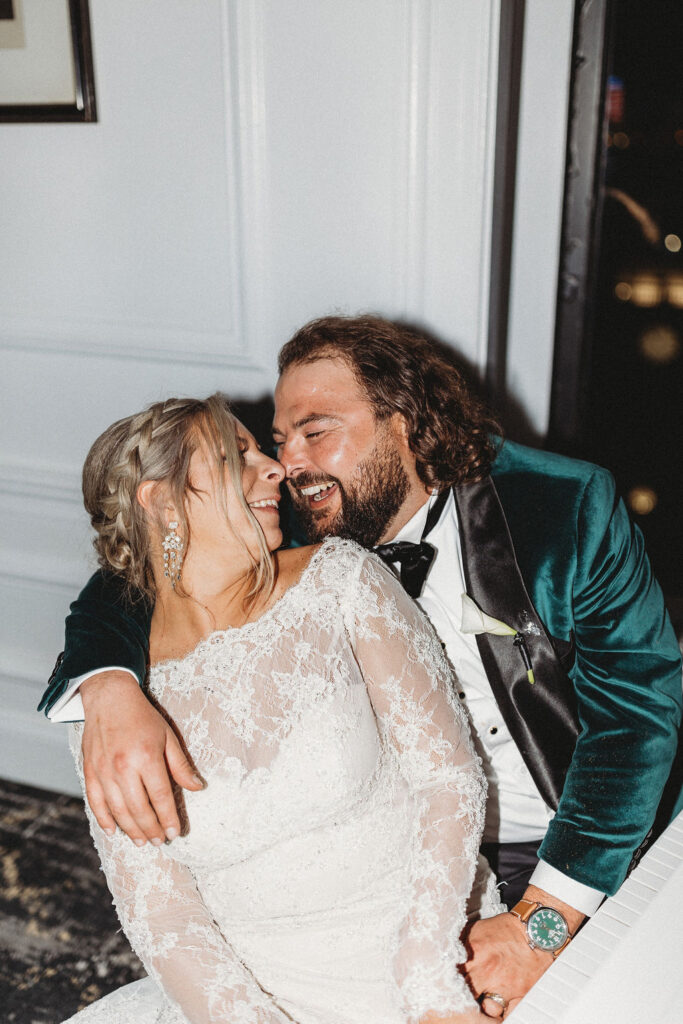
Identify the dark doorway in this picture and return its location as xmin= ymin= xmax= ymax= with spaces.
xmin=551 ymin=0 xmax=683 ymax=613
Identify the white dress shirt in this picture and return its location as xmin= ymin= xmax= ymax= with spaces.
xmin=48 ymin=666 xmax=136 ymax=723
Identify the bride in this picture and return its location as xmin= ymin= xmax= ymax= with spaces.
xmin=63 ymin=393 xmax=499 ymax=1024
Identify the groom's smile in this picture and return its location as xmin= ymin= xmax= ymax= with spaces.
xmin=296 ymin=478 xmax=340 ymax=509
xmin=299 ymin=480 xmax=338 ymax=503
xmin=289 ymin=472 xmax=343 ymax=531
xmin=272 ymin=356 xmax=425 ymax=546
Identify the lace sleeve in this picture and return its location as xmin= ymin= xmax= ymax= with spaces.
xmin=69 ymin=727 xmax=294 ymax=1024
xmin=345 ymin=555 xmax=486 ymax=1021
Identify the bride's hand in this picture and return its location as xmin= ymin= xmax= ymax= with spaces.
xmin=81 ymin=671 xmax=203 ymax=845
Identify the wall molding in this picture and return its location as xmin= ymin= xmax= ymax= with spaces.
xmin=0 ymin=318 xmax=268 ymax=371
xmin=390 ymin=0 xmax=499 ymax=376
xmin=222 ymin=0 xmax=270 ymax=353
xmin=1 ymin=670 xmax=80 ymax=796
xmin=391 ymin=0 xmax=432 ymax=317
xmin=0 ymin=564 xmax=86 ymax=595
xmin=0 ymin=2 xmax=271 ymax=376
xmin=0 ymin=463 xmax=92 ymax=588
xmin=0 ymin=458 xmax=82 ymax=505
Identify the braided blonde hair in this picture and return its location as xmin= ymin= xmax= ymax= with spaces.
xmin=82 ymin=394 xmax=275 ymax=603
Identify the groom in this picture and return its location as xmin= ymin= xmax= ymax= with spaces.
xmin=40 ymin=315 xmax=682 ymax=1015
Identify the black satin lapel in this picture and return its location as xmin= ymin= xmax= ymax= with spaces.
xmin=453 ymin=478 xmax=579 ymax=810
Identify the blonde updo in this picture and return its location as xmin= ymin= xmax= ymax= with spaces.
xmin=82 ymin=394 xmax=275 ymax=602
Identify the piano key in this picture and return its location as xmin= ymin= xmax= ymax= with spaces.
xmin=667 ymin=816 xmax=683 ymax=837
xmin=521 ymin=988 xmax=572 ymax=1017
xmin=580 ymin=916 xmax=627 ymax=941
xmin=644 ymin=846 xmax=680 ymax=871
xmin=618 ymin=877 xmax=658 ymax=903
xmin=598 ymin=902 xmax=640 ymax=927
xmin=558 ymin=943 xmax=594 ymax=976
xmin=610 ymin=887 xmax=650 ymax=914
xmin=509 ymin=999 xmax=557 ymax=1023
xmin=632 ymin=857 xmax=671 ymax=881
xmin=533 ymin=975 xmax=576 ymax=1006
xmin=631 ymin=864 xmax=669 ymax=889
xmin=558 ymin=932 xmax=612 ymax=965
xmin=543 ymin=961 xmax=590 ymax=992
xmin=656 ymin=835 xmax=683 ymax=857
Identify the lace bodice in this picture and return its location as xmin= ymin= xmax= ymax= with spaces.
xmin=70 ymin=539 xmax=489 ymax=1024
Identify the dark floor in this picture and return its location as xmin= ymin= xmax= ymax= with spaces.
xmin=0 ymin=778 xmax=144 ymax=1023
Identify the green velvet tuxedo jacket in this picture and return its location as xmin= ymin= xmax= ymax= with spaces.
xmin=39 ymin=440 xmax=682 ymax=897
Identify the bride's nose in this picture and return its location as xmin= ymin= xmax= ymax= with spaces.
xmin=258 ymin=451 xmax=286 ymax=482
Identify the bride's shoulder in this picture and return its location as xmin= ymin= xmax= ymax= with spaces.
xmin=276 ymin=542 xmax=321 ymax=575
xmin=280 ymin=536 xmax=365 ymax=565
xmin=277 ymin=537 xmax=370 ymax=587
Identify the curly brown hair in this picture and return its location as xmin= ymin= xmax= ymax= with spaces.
xmin=278 ymin=315 xmax=501 ymax=488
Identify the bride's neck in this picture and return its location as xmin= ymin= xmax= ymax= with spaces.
xmin=150 ymin=553 xmax=275 ymax=659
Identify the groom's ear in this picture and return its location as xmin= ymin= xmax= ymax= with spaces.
xmin=389 ymin=412 xmax=412 ymax=453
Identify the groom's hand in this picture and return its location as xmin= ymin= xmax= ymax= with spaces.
xmin=462 ymin=885 xmax=585 ymax=1016
xmin=80 ymin=672 xmax=204 ymax=846
xmin=419 ymin=1010 xmax=486 ymax=1022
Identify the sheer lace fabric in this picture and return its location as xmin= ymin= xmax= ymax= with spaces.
xmin=65 ymin=539 xmax=496 ymax=1024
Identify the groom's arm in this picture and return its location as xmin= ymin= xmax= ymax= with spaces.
xmin=78 ymin=672 xmax=203 ymax=845
xmin=539 ymin=467 xmax=682 ymax=893
xmin=465 ymin=466 xmax=682 ymax=1012
xmin=38 ymin=570 xmax=151 ymax=718
xmin=39 ymin=571 xmax=203 ymax=844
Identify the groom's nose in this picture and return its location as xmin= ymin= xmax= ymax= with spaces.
xmin=277 ymin=436 xmax=308 ymax=480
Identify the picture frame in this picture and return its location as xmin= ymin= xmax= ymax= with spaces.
xmin=0 ymin=0 xmax=97 ymax=122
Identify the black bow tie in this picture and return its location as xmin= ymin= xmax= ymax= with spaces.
xmin=373 ymin=540 xmax=436 ymax=598
xmin=373 ymin=488 xmax=450 ymax=598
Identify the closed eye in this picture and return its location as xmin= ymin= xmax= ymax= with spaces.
xmin=235 ymin=437 xmax=250 ymax=461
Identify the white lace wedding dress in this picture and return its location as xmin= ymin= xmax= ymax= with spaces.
xmin=65 ymin=539 xmax=500 ymax=1024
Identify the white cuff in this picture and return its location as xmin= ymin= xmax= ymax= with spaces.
xmin=529 ymin=860 xmax=605 ymax=917
xmin=47 ymin=667 xmax=139 ymax=723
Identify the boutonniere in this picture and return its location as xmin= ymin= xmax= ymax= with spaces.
xmin=460 ymin=594 xmax=535 ymax=684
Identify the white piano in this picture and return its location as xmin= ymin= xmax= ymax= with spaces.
xmin=508 ymin=810 xmax=683 ymax=1024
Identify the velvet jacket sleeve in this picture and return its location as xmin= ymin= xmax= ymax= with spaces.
xmin=538 ymin=466 xmax=682 ymax=894
xmin=38 ymin=571 xmax=153 ymax=716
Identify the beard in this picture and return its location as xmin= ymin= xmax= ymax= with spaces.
xmin=290 ymin=435 xmax=410 ymax=549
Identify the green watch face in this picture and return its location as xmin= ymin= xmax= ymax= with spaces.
xmin=527 ymin=907 xmax=569 ymax=952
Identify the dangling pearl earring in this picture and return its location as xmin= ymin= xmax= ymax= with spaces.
xmin=162 ymin=521 xmax=184 ymax=589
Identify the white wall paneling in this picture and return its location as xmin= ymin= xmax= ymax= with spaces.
xmin=256 ymin=0 xmax=500 ymax=363
xmin=1 ymin=0 xmax=572 ymax=793
xmin=1 ymin=673 xmax=80 ymax=796
xmin=0 ymin=0 xmax=268 ymax=372
xmin=506 ymin=0 xmax=575 ymax=436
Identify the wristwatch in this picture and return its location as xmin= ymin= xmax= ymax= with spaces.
xmin=509 ymin=899 xmax=572 ymax=956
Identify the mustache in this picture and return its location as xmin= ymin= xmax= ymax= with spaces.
xmin=288 ymin=472 xmax=341 ymax=492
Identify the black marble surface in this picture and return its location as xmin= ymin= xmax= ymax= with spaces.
xmin=0 ymin=778 xmax=144 ymax=1023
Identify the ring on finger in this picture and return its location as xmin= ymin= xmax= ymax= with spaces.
xmin=480 ymin=991 xmax=509 ymax=1016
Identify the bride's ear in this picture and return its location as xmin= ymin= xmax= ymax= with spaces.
xmin=136 ymin=479 xmax=158 ymax=514
xmin=136 ymin=480 xmax=177 ymax=521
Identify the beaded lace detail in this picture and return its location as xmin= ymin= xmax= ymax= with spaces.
xmin=67 ymin=539 xmax=493 ymax=1024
